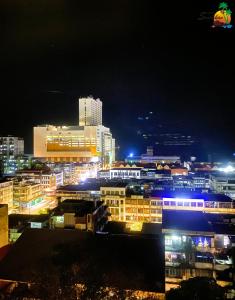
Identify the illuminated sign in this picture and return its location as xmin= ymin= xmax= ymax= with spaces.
xmin=213 ymin=2 xmax=233 ymax=28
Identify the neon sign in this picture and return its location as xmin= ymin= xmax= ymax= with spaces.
xmin=213 ymin=2 xmax=233 ymax=28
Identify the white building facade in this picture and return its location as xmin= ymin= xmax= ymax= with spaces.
xmin=79 ymin=97 xmax=102 ymax=126
xmin=0 ymin=136 xmax=24 ymax=158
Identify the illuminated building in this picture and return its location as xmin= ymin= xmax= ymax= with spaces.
xmin=152 ymin=193 xmax=235 ymax=214
xmin=0 ymin=136 xmax=24 ymax=159
xmin=0 ymin=179 xmax=13 ymax=208
xmin=79 ymin=96 xmax=102 ymax=126
xmin=98 ymin=167 xmax=142 ymax=179
xmin=47 ymin=162 xmax=77 ymax=184
xmin=163 ymin=210 xmax=234 ymax=291
xmin=171 ymin=167 xmax=188 ymax=176
xmin=56 ymin=183 xmax=101 ymax=202
xmin=210 ymin=174 xmax=235 ymax=199
xmin=101 ymin=184 xmax=162 ymax=223
xmin=0 ymin=204 xmax=8 ymax=248
xmin=2 ymin=155 xmax=33 ymax=175
xmin=74 ymin=162 xmax=99 ymax=182
xmin=125 ymin=147 xmax=181 ymax=164
xmin=34 ymin=98 xmax=115 ymax=167
xmin=13 ymin=180 xmax=43 ymax=212
xmin=16 ymin=170 xmax=63 ymax=190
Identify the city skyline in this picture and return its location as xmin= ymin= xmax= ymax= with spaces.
xmin=1 ymin=0 xmax=235 ymax=159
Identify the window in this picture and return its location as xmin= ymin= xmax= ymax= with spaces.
xmin=165 ymin=237 xmax=172 ymax=246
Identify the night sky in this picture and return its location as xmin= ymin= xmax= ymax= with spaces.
xmin=1 ymin=1 xmax=235 ymax=159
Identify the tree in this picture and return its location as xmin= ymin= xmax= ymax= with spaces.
xmin=219 ymin=2 xmax=228 ymax=10
xmin=166 ymin=277 xmax=225 ymax=300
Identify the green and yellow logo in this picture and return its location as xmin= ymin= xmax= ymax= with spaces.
xmin=213 ymin=2 xmax=232 ymax=28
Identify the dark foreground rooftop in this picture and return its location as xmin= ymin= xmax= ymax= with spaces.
xmin=0 ymin=229 xmax=164 ymax=293
xmin=162 ymin=210 xmax=214 ymax=234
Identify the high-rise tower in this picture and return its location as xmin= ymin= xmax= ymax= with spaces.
xmin=79 ymin=96 xmax=102 ymax=126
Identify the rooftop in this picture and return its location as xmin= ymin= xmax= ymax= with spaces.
xmin=57 ymin=183 xmax=101 ymax=192
xmin=52 ymin=200 xmax=102 ymax=216
xmin=151 ymin=191 xmax=233 ymax=202
xmin=162 ymin=210 xmax=214 ymax=234
xmin=103 ymin=221 xmax=162 ymax=235
xmin=0 ymin=229 xmax=165 ymax=293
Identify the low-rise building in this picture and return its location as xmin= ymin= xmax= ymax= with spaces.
xmin=16 ymin=170 xmax=63 ymax=190
xmin=210 ymin=174 xmax=235 ymax=199
xmin=0 ymin=205 xmax=8 ymax=248
xmin=163 ymin=210 xmax=234 ymax=291
xmin=56 ymin=182 xmax=101 ymax=202
xmin=50 ymin=199 xmax=108 ymax=232
xmin=13 ymin=180 xmax=43 ymax=212
xmin=101 ymin=183 xmax=162 ymax=223
xmin=0 ymin=179 xmax=13 ymax=208
xmin=74 ymin=162 xmax=99 ymax=182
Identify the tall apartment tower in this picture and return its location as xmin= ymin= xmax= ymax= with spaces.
xmin=0 ymin=136 xmax=24 ymax=158
xmin=79 ymin=97 xmax=102 ymax=126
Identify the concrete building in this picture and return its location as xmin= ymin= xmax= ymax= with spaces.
xmin=79 ymin=96 xmax=102 ymax=126
xmin=50 ymin=199 xmax=108 ymax=232
xmin=16 ymin=170 xmax=63 ymax=190
xmin=34 ymin=124 xmax=115 ymax=166
xmin=0 ymin=179 xmax=13 ymax=208
xmin=210 ymin=174 xmax=235 ymax=199
xmin=101 ymin=183 xmax=162 ymax=223
xmin=56 ymin=182 xmax=101 ymax=202
xmin=74 ymin=163 xmax=99 ymax=182
xmin=163 ymin=210 xmax=234 ymax=291
xmin=0 ymin=136 xmax=24 ymax=159
xmin=13 ymin=181 xmax=43 ymax=211
xmin=34 ymin=97 xmax=115 ymax=167
xmin=0 ymin=204 xmax=8 ymax=248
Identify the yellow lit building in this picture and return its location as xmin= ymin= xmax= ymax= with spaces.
xmin=0 ymin=180 xmax=13 ymax=208
xmin=74 ymin=163 xmax=99 ymax=182
xmin=33 ymin=98 xmax=115 ymax=167
xmin=34 ymin=125 xmax=114 ymax=166
xmin=0 ymin=204 xmax=8 ymax=248
xmin=13 ymin=181 xmax=43 ymax=211
xmin=101 ymin=187 xmax=235 ymax=226
xmin=100 ymin=186 xmax=162 ymax=223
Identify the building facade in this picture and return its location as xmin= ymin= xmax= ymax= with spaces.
xmin=34 ymin=98 xmax=115 ymax=167
xmin=0 ymin=180 xmax=13 ymax=208
xmin=13 ymin=181 xmax=43 ymax=211
xmin=0 ymin=204 xmax=8 ymax=248
xmin=79 ymin=96 xmax=102 ymax=126
xmin=0 ymin=136 xmax=24 ymax=159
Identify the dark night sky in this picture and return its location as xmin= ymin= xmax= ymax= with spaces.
xmin=1 ymin=0 xmax=235 ymax=159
